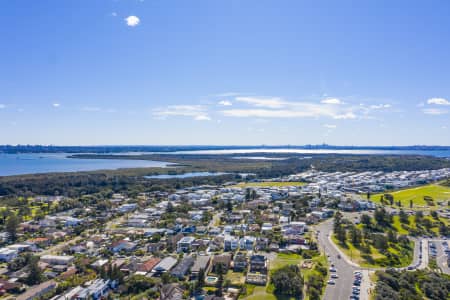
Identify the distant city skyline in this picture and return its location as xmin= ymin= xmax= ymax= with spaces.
xmin=1 ymin=1 xmax=449 ymax=145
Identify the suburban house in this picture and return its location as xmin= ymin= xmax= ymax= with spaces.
xmin=40 ymin=255 xmax=74 ymax=266
xmin=223 ymin=235 xmax=239 ymax=251
xmin=212 ymin=254 xmax=232 ymax=273
xmin=176 ymin=236 xmax=196 ymax=253
xmin=137 ymin=257 xmax=161 ymax=274
xmin=152 ymin=256 xmax=178 ymax=275
xmin=160 ymin=283 xmax=184 ymax=300
xmin=16 ymin=280 xmax=57 ymax=300
xmin=239 ymin=236 xmax=256 ymax=250
xmin=0 ymin=248 xmax=18 ymax=262
xmin=170 ymin=256 xmax=194 ymax=279
xmin=249 ymin=255 xmax=268 ymax=273
xmin=109 ymin=240 xmax=137 ymax=253
xmin=191 ymin=255 xmax=211 ymax=279
xmin=233 ymin=252 xmax=247 ymax=272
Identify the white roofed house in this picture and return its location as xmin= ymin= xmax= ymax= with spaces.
xmin=40 ymin=255 xmax=74 ymax=265
xmin=239 ymin=236 xmax=256 ymax=251
xmin=109 ymin=240 xmax=137 ymax=253
xmin=0 ymin=247 xmax=18 ymax=262
xmin=224 ymin=235 xmax=239 ymax=251
xmin=177 ymin=236 xmax=196 ymax=253
xmin=152 ymin=256 xmax=178 ymax=275
xmin=168 ymin=194 xmax=181 ymax=201
xmin=261 ymin=223 xmax=273 ymax=232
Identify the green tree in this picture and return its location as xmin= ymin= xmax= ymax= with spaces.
xmin=336 ymin=225 xmax=347 ymax=244
xmin=399 ymin=210 xmax=409 ymax=224
xmin=430 ymin=211 xmax=439 ymax=220
xmin=350 ymin=226 xmax=362 ymax=246
xmin=361 ymin=214 xmax=372 ymax=227
xmin=5 ymin=214 xmax=20 ymax=242
xmin=25 ymin=255 xmax=43 ymax=285
xmin=271 ymin=265 xmax=304 ymax=298
xmin=415 ymin=211 xmax=424 ymax=224
xmin=333 ymin=211 xmax=343 ymax=231
xmin=196 ymin=268 xmax=205 ymax=293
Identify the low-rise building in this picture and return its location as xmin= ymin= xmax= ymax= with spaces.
xmin=17 ymin=280 xmax=57 ymax=300
xmin=191 ymin=255 xmax=211 ymax=279
xmin=0 ymin=247 xmax=18 ymax=262
xmin=40 ymin=255 xmax=74 ymax=266
xmin=171 ymin=256 xmax=194 ymax=279
xmin=152 ymin=256 xmax=178 ymax=274
xmin=177 ymin=236 xmax=196 ymax=253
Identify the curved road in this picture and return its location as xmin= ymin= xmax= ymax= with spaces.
xmin=316 ymin=216 xmax=425 ymax=300
xmin=317 ymin=219 xmax=363 ymax=300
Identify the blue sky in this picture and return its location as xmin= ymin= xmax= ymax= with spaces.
xmin=0 ymin=0 xmax=449 ymax=146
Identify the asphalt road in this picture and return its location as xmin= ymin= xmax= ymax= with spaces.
xmin=434 ymin=240 xmax=450 ymax=274
xmin=317 ymin=219 xmax=362 ymax=300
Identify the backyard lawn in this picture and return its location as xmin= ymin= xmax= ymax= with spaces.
xmin=270 ymin=253 xmax=302 ymax=270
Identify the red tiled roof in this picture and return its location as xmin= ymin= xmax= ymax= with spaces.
xmin=137 ymin=257 xmax=161 ymax=272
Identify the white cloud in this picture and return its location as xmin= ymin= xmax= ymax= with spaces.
xmin=422 ymin=108 xmax=448 ymax=115
xmin=223 ymin=96 xmax=359 ymax=119
xmin=52 ymin=103 xmax=60 ymax=108
xmin=235 ymin=96 xmax=286 ymax=108
xmin=427 ymin=97 xmax=450 ymax=106
xmin=153 ymin=105 xmax=211 ymax=121
xmin=0 ymin=104 xmax=5 ymax=109
xmin=323 ymin=124 xmax=337 ymax=129
xmin=321 ymin=98 xmax=342 ymax=105
xmin=369 ymin=104 xmax=391 ymax=109
xmin=111 ymin=12 xmax=117 ymax=17
xmin=125 ymin=16 xmax=140 ymax=27
xmin=195 ymin=115 xmax=211 ymax=121
xmin=221 ymin=107 xmax=353 ymax=119
xmin=333 ymin=112 xmax=357 ymax=119
xmin=218 ymin=100 xmax=232 ymax=106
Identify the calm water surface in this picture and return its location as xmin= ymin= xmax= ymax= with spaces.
xmin=0 ymin=153 xmax=170 ymax=176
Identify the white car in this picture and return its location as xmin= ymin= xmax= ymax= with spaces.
xmin=331 ymin=274 xmax=339 ymax=279
xmin=329 ymin=267 xmax=337 ymax=272
xmin=327 ymin=280 xmax=336 ymax=285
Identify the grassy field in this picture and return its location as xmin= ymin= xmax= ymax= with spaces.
xmin=371 ymin=184 xmax=450 ymax=209
xmin=231 ymin=181 xmax=306 ymax=188
xmin=331 ymin=235 xmax=413 ymax=268
xmin=270 ymin=253 xmax=303 ymax=270
xmin=391 ymin=214 xmax=448 ymax=236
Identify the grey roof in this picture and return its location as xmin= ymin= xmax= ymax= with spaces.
xmin=153 ymin=256 xmax=178 ymax=272
xmin=170 ymin=256 xmax=194 ymax=277
xmin=191 ymin=255 xmax=211 ymax=273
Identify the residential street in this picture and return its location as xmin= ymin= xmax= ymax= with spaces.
xmin=434 ymin=240 xmax=450 ymax=274
xmin=315 ymin=214 xmax=429 ymax=300
xmin=317 ymin=219 xmax=361 ymax=300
